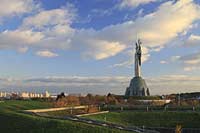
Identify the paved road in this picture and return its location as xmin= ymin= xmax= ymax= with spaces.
xmin=33 ymin=112 xmax=159 ymax=133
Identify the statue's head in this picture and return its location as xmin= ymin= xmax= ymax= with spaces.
xmin=138 ymin=39 xmax=142 ymax=46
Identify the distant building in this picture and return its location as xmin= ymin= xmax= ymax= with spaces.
xmin=44 ymin=91 xmax=50 ymax=98
xmin=0 ymin=92 xmax=9 ymax=98
xmin=0 ymin=91 xmax=51 ymax=99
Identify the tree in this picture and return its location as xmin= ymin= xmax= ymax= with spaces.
xmin=66 ymin=95 xmax=80 ymax=106
xmin=56 ymin=92 xmax=65 ymax=101
xmin=106 ymin=93 xmax=119 ymax=105
xmin=146 ymin=88 xmax=150 ymax=96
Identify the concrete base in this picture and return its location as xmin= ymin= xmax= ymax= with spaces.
xmin=125 ymin=76 xmax=150 ymax=97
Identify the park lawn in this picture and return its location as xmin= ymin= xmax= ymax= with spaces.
xmin=0 ymin=100 xmax=132 ymax=133
xmin=43 ymin=108 xmax=89 ymax=116
xmin=0 ymin=100 xmax=52 ymax=112
xmin=84 ymin=111 xmax=200 ymax=128
xmin=44 ymin=109 xmax=75 ymax=117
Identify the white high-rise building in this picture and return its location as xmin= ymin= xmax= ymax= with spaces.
xmin=44 ymin=91 xmax=50 ymax=98
xmin=20 ymin=92 xmax=29 ymax=98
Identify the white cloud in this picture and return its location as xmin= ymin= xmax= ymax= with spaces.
xmin=0 ymin=76 xmax=131 ymax=95
xmin=0 ymin=0 xmax=39 ymax=23
xmin=110 ymin=60 xmax=133 ymax=68
xmin=160 ymin=60 xmax=167 ymax=64
xmin=180 ymin=52 xmax=200 ymax=65
xmin=183 ymin=66 xmax=200 ymax=71
xmin=17 ymin=47 xmax=29 ymax=53
xmin=174 ymin=52 xmax=200 ymax=71
xmin=82 ymin=40 xmax=126 ymax=60
xmin=138 ymin=0 xmax=200 ymax=47
xmin=189 ymin=34 xmax=200 ymax=41
xmin=3 ymin=30 xmax=43 ymax=44
xmin=171 ymin=55 xmax=181 ymax=62
xmin=0 ymin=5 xmax=76 ymax=53
xmin=184 ymin=59 xmax=200 ymax=65
xmin=81 ymin=0 xmax=200 ymax=62
xmin=1 ymin=75 xmax=200 ymax=95
xmin=0 ymin=0 xmax=200 ymax=62
xmin=141 ymin=46 xmax=150 ymax=63
xmin=36 ymin=50 xmax=58 ymax=58
xmin=186 ymin=34 xmax=200 ymax=46
xmin=21 ymin=7 xmax=76 ymax=49
xmin=22 ymin=8 xmax=75 ymax=29
xmin=0 ymin=30 xmax=43 ymax=50
xmin=90 ymin=8 xmax=113 ymax=17
xmin=147 ymin=74 xmax=200 ymax=95
xmin=118 ymin=0 xmax=158 ymax=9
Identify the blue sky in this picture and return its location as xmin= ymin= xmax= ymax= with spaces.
xmin=0 ymin=0 xmax=200 ymax=95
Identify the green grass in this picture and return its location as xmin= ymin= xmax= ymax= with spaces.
xmin=0 ymin=100 xmax=131 ymax=133
xmin=43 ymin=109 xmax=84 ymax=117
xmin=84 ymin=111 xmax=200 ymax=128
xmin=0 ymin=100 xmax=52 ymax=112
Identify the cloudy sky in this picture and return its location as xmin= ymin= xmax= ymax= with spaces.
xmin=0 ymin=0 xmax=200 ymax=95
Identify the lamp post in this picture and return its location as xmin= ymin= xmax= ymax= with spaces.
xmin=178 ymin=93 xmax=181 ymax=106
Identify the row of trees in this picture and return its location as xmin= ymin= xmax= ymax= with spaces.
xmin=54 ymin=93 xmax=119 ymax=107
xmin=54 ymin=93 xmax=165 ymax=107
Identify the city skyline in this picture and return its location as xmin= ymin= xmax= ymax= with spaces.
xmin=0 ymin=0 xmax=200 ymax=95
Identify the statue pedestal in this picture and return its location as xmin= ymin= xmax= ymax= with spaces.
xmin=125 ymin=76 xmax=150 ymax=96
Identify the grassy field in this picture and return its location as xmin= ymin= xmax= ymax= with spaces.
xmin=84 ymin=111 xmax=200 ymax=128
xmin=0 ymin=100 xmax=131 ymax=133
xmin=43 ymin=109 xmax=84 ymax=117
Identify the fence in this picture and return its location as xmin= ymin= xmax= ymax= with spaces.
xmin=102 ymin=105 xmax=200 ymax=112
xmin=144 ymin=127 xmax=200 ymax=133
